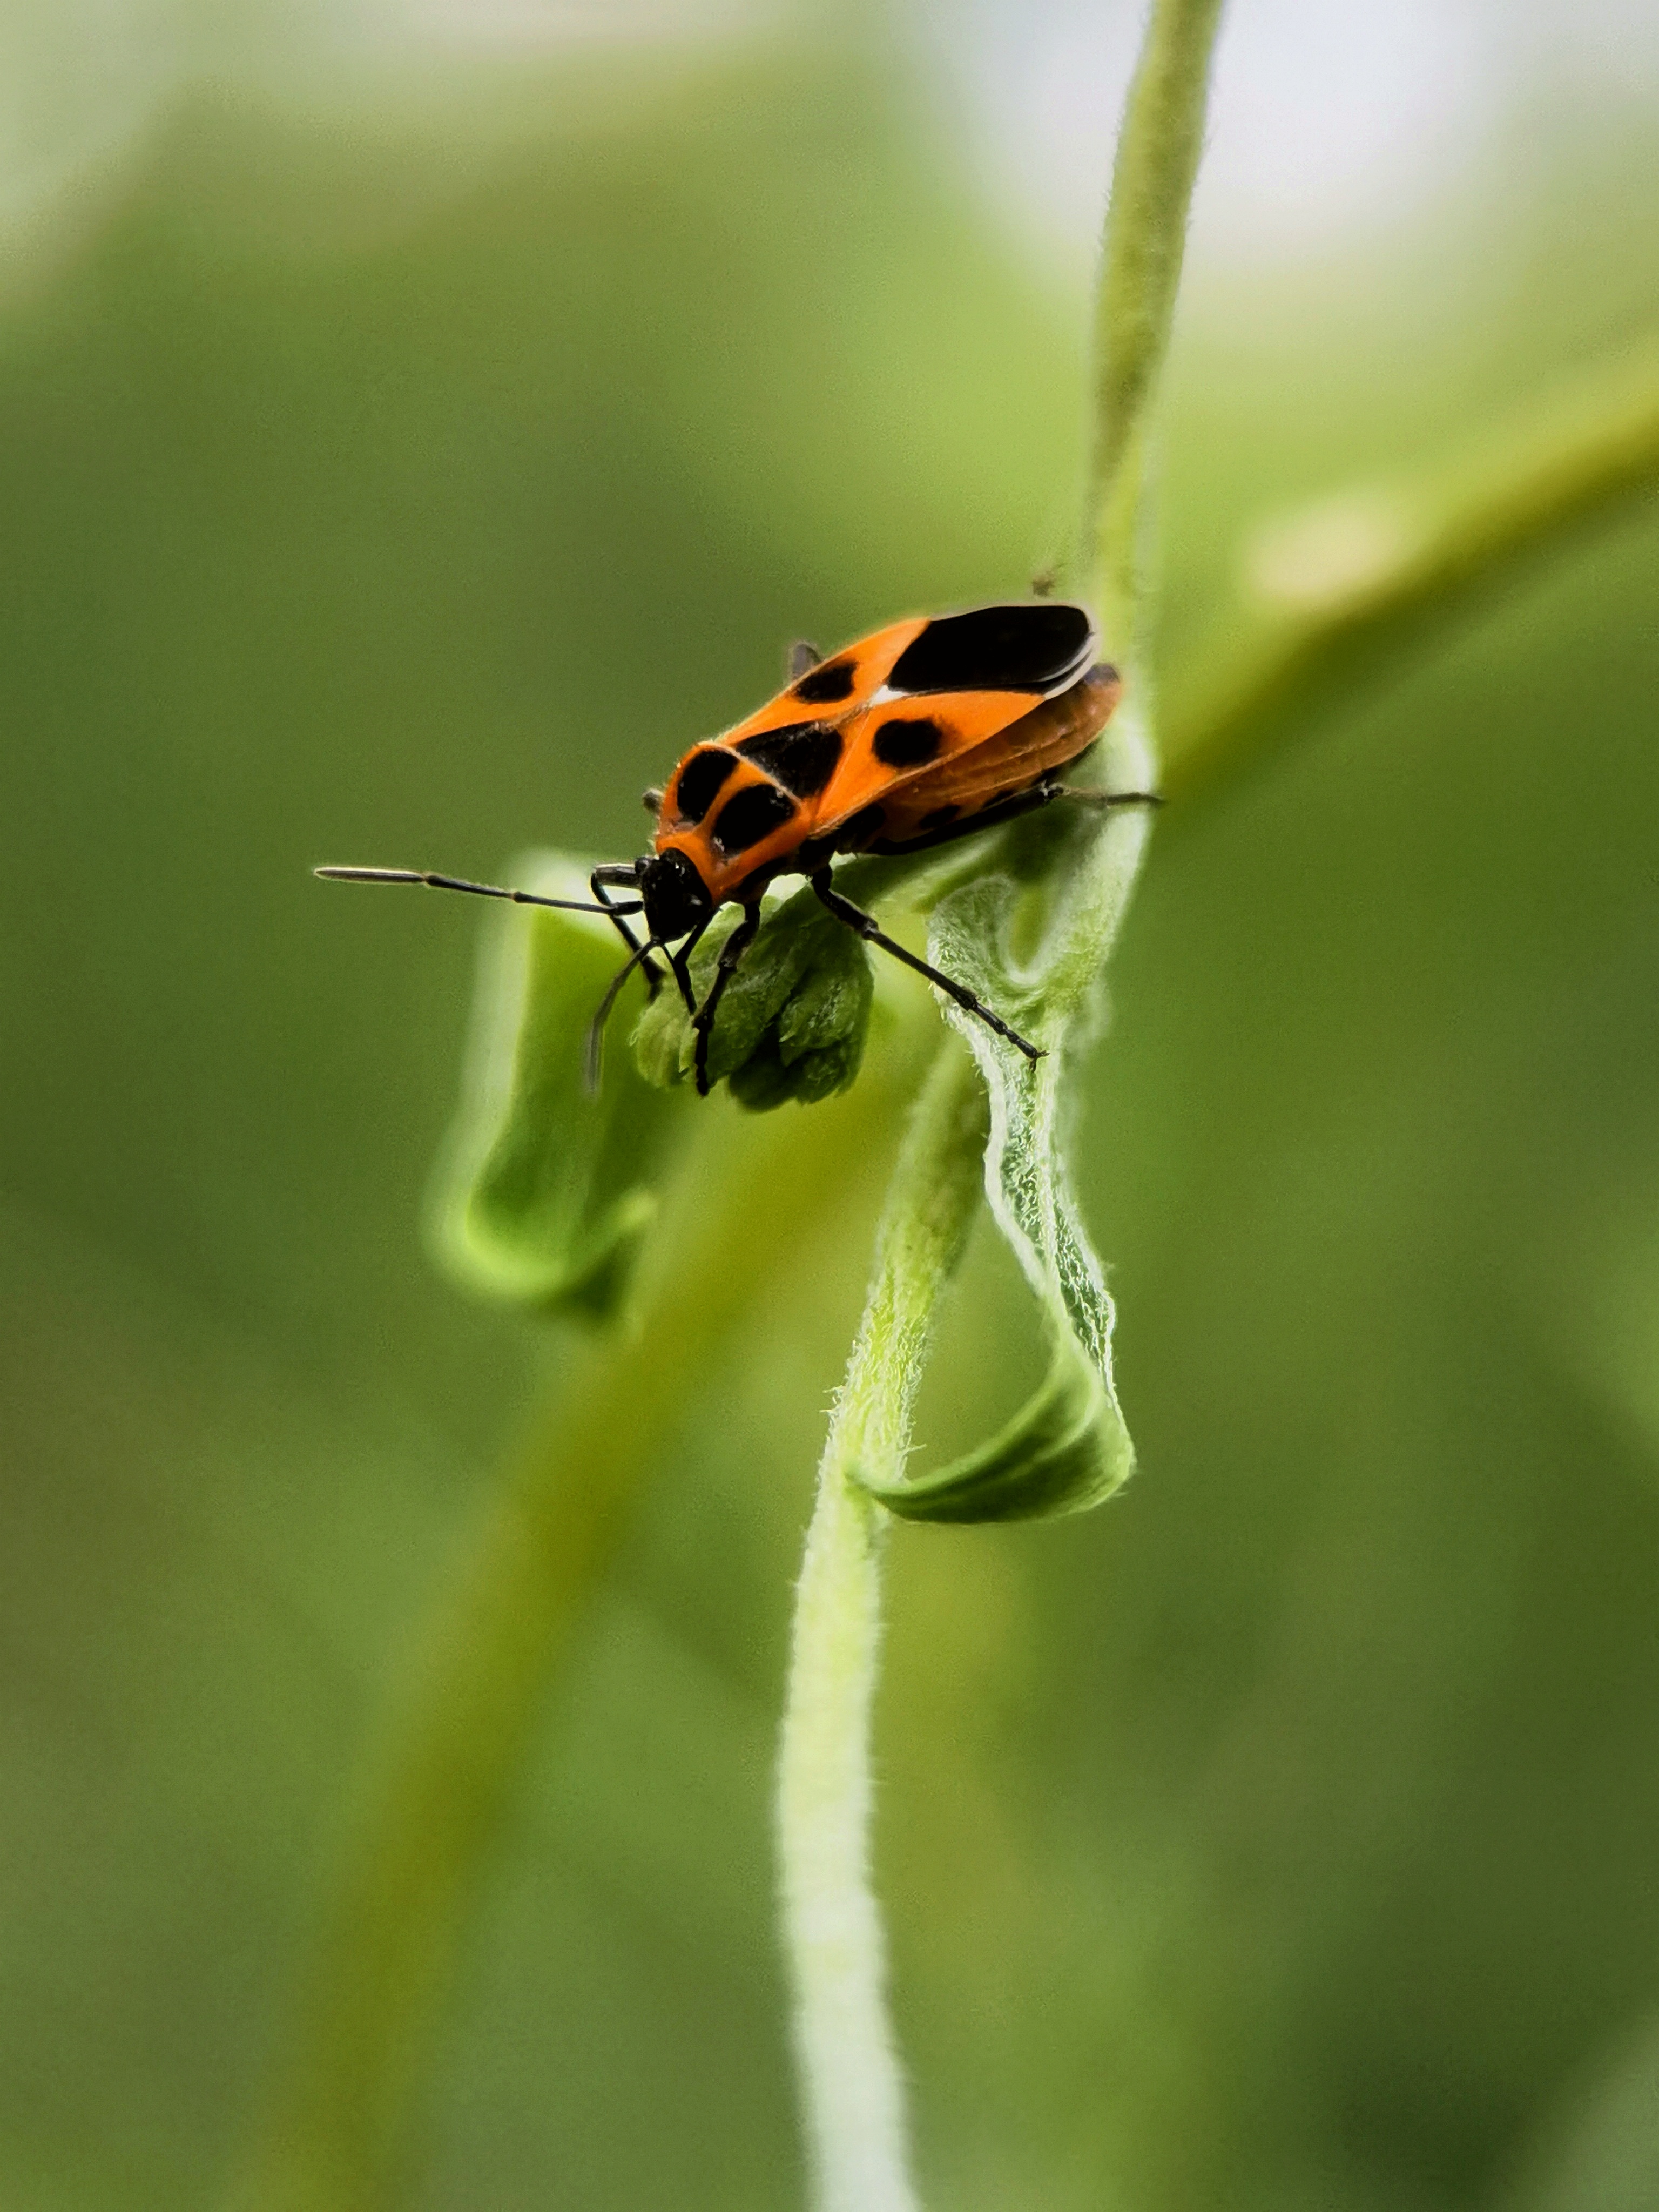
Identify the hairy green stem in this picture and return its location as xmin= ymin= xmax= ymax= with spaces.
xmin=1163 ymin=340 xmax=1659 ymax=813
xmin=777 ymin=1043 xmax=988 ymax=2212
xmin=1081 ymin=0 xmax=1227 ymax=661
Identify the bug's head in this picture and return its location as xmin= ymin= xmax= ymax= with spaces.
xmin=638 ymin=848 xmax=713 ymax=943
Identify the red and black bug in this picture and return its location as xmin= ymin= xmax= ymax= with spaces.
xmin=319 ymin=601 xmax=1155 ymax=1094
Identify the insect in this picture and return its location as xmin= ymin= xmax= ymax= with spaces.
xmin=319 ymin=601 xmax=1156 ymax=1095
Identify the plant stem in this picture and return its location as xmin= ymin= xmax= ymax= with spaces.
xmin=777 ymin=1042 xmax=988 ymax=2212
xmin=1081 ymin=0 xmax=1227 ymax=663
xmin=1163 ymin=339 xmax=1659 ymax=814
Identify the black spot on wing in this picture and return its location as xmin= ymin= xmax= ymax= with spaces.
xmin=872 ymin=716 xmax=943 ymax=768
xmin=736 ymin=720 xmax=842 ymax=797
xmin=887 ymin=603 xmax=1094 ymax=696
xmin=793 ymin=657 xmax=858 ymax=705
xmin=673 ymin=747 xmax=737 ymax=825
xmin=711 ymin=780 xmax=799 ymax=857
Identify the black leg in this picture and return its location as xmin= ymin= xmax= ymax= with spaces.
xmin=669 ymin=911 xmax=713 ymax=1017
xmin=584 ymin=936 xmax=663 ymax=1092
xmin=691 ymin=902 xmax=763 ymax=1096
xmin=590 ymin=866 xmax=664 ymax=995
xmin=810 ymin=869 xmax=1043 ymax=1063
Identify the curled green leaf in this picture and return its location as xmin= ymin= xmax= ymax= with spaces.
xmin=429 ymin=851 xmax=691 ymax=1319
xmin=855 ymin=772 xmax=1152 ymax=1524
xmin=860 ymin=1325 xmax=1122 ymax=1525
xmin=631 ymin=878 xmax=874 ymax=1109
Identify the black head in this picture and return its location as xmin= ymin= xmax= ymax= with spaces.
xmin=638 ymin=848 xmax=714 ymax=943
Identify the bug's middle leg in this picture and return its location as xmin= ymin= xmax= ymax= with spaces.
xmin=810 ymin=869 xmax=1042 ymax=1064
xmin=691 ymin=901 xmax=763 ymax=1096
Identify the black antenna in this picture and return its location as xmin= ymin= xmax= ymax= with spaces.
xmin=584 ymin=936 xmax=662 ymax=1093
xmin=315 ymin=866 xmax=641 ymax=918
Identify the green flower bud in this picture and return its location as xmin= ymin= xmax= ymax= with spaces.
xmin=631 ymin=879 xmax=874 ymax=1111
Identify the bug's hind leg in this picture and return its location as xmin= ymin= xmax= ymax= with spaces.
xmin=590 ymin=865 xmax=665 ymax=995
xmin=868 ymin=779 xmax=1161 ymax=861
xmin=810 ymin=869 xmax=1042 ymax=1064
xmin=867 ymin=781 xmax=1060 ymax=859
xmin=691 ymin=901 xmax=763 ymax=1096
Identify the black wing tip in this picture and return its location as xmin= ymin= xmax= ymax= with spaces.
xmin=888 ymin=601 xmax=1096 ymax=698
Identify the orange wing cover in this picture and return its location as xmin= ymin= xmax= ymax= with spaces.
xmin=654 ymin=603 xmax=1119 ymax=900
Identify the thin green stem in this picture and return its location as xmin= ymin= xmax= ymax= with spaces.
xmin=1080 ymin=0 xmax=1226 ymax=663
xmin=777 ymin=1042 xmax=988 ymax=2212
xmin=1163 ymin=339 xmax=1659 ymax=815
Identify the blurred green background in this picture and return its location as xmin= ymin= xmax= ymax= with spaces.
xmin=2 ymin=3 xmax=1657 ymax=2207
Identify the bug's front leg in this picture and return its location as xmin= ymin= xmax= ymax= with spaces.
xmin=691 ymin=902 xmax=763 ymax=1096
xmin=590 ymin=864 xmax=665 ymax=995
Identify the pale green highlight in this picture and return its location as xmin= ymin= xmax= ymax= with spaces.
xmin=1166 ymin=339 xmax=1659 ymax=814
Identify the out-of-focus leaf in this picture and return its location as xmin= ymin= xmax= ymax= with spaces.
xmin=631 ymin=879 xmax=874 ymax=1110
xmin=430 ymin=851 xmax=691 ymax=1319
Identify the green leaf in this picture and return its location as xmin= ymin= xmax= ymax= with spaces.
xmin=631 ymin=877 xmax=874 ymax=1110
xmin=856 ymin=785 xmax=1152 ymax=1523
xmin=429 ymin=851 xmax=692 ymax=1319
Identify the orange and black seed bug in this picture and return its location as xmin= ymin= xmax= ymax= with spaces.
xmin=319 ymin=601 xmax=1157 ymax=1095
